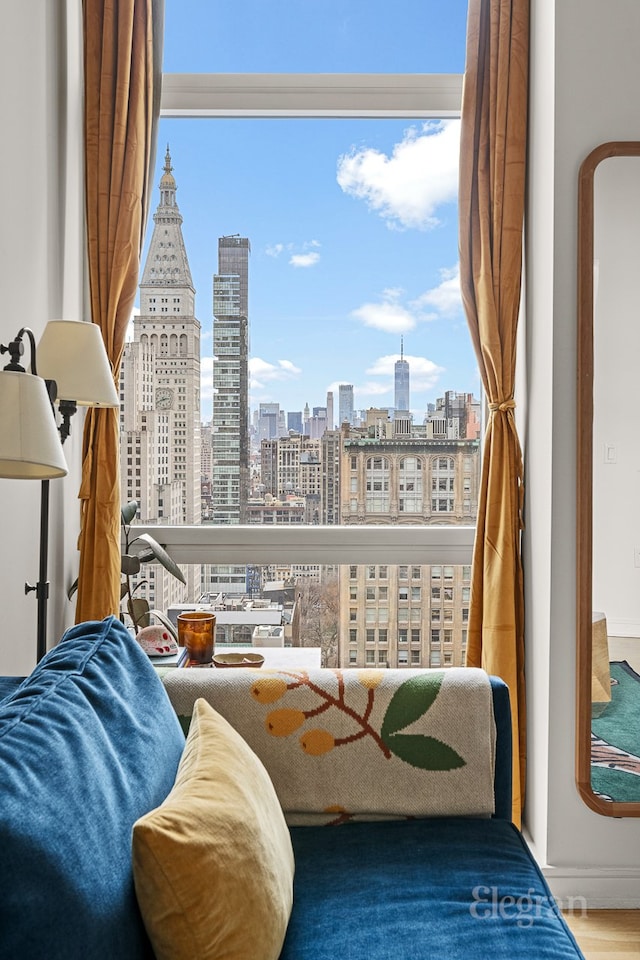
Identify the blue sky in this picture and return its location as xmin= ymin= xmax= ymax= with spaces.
xmin=137 ymin=1 xmax=477 ymax=423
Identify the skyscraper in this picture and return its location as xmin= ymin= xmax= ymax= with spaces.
xmin=120 ymin=146 xmax=201 ymax=609
xmin=212 ymin=235 xmax=250 ymax=524
xmin=338 ymin=383 xmax=354 ymax=426
xmin=326 ymin=389 xmax=334 ymax=431
xmin=394 ymin=337 xmax=410 ymax=414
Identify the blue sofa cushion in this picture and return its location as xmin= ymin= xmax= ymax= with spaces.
xmin=0 ymin=616 xmax=186 ymax=960
xmin=281 ymin=818 xmax=585 ymax=960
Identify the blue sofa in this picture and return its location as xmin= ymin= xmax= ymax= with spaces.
xmin=0 ymin=617 xmax=586 ymax=960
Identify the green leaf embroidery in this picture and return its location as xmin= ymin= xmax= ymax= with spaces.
xmin=385 ymin=734 xmax=465 ymax=771
xmin=380 ymin=673 xmax=467 ymax=770
xmin=381 ymin=672 xmax=444 ymax=740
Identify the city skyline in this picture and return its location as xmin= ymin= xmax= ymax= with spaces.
xmin=133 ymin=0 xmax=477 ymax=425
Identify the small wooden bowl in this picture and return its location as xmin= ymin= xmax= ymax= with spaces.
xmin=212 ymin=652 xmax=265 ymax=669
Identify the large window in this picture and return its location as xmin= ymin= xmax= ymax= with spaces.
xmin=121 ymin=1 xmax=478 ymax=663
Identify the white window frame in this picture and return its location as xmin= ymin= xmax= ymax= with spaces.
xmin=139 ymin=71 xmax=474 ymax=568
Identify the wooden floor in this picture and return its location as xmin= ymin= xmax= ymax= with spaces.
xmin=563 ymin=910 xmax=640 ymax=959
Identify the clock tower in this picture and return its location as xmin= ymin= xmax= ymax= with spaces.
xmin=120 ymin=147 xmax=201 ymax=611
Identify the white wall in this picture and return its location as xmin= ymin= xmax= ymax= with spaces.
xmin=0 ymin=0 xmax=84 ymax=675
xmin=526 ymin=0 xmax=640 ymax=904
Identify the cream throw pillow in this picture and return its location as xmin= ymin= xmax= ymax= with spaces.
xmin=132 ymin=697 xmax=295 ymax=960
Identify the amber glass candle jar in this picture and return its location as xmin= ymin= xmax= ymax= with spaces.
xmin=177 ymin=612 xmax=216 ymax=664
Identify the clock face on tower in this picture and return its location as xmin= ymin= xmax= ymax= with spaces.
xmin=155 ymin=387 xmax=174 ymax=410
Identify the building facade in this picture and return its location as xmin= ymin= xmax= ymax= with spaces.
xmin=336 ymin=426 xmax=480 ymax=670
xmin=119 ymin=147 xmax=201 ymax=612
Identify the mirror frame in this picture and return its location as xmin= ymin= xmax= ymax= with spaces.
xmin=576 ymin=140 xmax=640 ymax=817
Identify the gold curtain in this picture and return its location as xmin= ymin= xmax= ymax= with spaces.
xmin=76 ymin=0 xmax=159 ymax=623
xmin=458 ymin=0 xmax=529 ymax=825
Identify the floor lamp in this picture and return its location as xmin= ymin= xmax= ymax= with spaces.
xmin=0 ymin=321 xmax=119 ymax=663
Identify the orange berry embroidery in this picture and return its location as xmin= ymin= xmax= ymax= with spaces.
xmin=357 ymin=670 xmax=384 ymax=690
xmin=300 ymin=729 xmax=335 ymax=756
xmin=251 ymin=677 xmax=288 ymax=704
xmin=266 ymin=708 xmax=306 ymax=736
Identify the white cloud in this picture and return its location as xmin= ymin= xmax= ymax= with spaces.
xmin=351 ymin=300 xmax=416 ymax=333
xmin=249 ymin=356 xmax=302 ymax=390
xmin=337 ymin=119 xmax=460 ymax=230
xmin=289 ymin=251 xmax=321 ymax=268
xmin=266 ymin=240 xmax=322 ymax=266
xmin=351 ymin=288 xmax=417 ymax=333
xmin=412 ymin=264 xmax=463 ymax=317
xmin=352 ymin=264 xmax=463 ymax=335
xmin=354 ymin=381 xmax=392 ymax=399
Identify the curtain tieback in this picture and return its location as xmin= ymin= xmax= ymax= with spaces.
xmin=489 ymin=399 xmax=516 ymax=413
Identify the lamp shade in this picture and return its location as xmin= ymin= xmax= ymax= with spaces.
xmin=0 ymin=370 xmax=68 ymax=479
xmin=37 ymin=320 xmax=119 ymax=407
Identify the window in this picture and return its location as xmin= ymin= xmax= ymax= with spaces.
xmin=365 ymin=457 xmax=390 ymax=513
xmin=123 ymin=2 xmax=476 ymax=657
xmin=366 ymin=629 xmax=376 ymax=644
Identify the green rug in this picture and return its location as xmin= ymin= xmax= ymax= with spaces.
xmin=591 ymin=661 xmax=640 ymax=803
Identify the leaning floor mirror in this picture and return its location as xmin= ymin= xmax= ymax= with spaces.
xmin=577 ymin=141 xmax=640 ymax=817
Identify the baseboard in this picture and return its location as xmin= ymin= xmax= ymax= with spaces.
xmin=607 ymin=620 xmax=640 ymax=639
xmin=542 ymin=867 xmax=640 ymax=909
xmin=522 ymin=830 xmax=640 ymax=907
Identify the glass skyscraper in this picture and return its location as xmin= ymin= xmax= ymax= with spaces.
xmin=212 ymin=236 xmax=250 ymax=524
xmin=394 ymin=338 xmax=410 ymax=414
